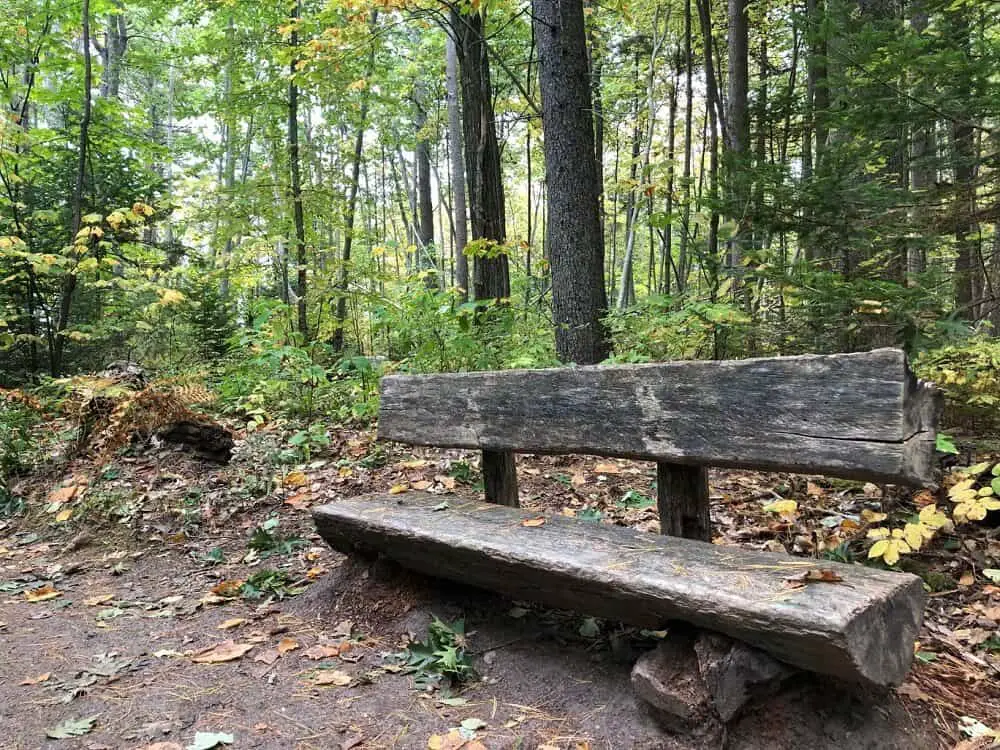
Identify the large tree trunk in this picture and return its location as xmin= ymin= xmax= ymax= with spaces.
xmin=533 ymin=0 xmax=610 ymax=364
xmin=53 ymin=0 xmax=93 ymax=376
xmin=452 ymin=9 xmax=510 ymax=302
xmin=445 ymin=33 xmax=469 ymax=300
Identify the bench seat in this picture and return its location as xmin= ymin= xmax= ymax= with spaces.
xmin=313 ymin=492 xmax=925 ymax=687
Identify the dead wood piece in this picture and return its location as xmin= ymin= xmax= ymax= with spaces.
xmin=156 ymin=420 xmax=234 ymax=463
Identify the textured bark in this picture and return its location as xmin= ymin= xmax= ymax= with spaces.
xmin=53 ymin=0 xmax=93 ymax=376
xmin=657 ymin=462 xmax=710 ymax=541
xmin=414 ymin=84 xmax=436 ymax=284
xmin=482 ymin=449 xmax=518 ymax=506
xmin=533 ymin=0 xmax=610 ymax=363
xmin=452 ymin=9 xmax=510 ymax=302
xmin=445 ymin=33 xmax=469 ymax=300
xmin=288 ymin=0 xmax=307 ymax=339
xmin=313 ymin=493 xmax=926 ymax=686
xmin=726 ymin=0 xmax=750 ymax=272
xmin=379 ymin=349 xmax=941 ymax=486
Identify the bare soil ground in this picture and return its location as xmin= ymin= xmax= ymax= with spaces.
xmin=1 ymin=427 xmax=996 ymax=750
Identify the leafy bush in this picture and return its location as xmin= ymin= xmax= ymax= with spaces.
xmin=914 ymin=337 xmax=1000 ymax=427
xmin=399 ymin=616 xmax=475 ymax=689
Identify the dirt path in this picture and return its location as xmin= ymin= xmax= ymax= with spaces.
xmin=0 ymin=430 xmax=996 ymax=749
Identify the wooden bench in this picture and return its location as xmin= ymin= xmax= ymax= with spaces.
xmin=313 ymin=349 xmax=942 ymax=686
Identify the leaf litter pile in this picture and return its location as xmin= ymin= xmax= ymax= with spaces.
xmin=0 ymin=424 xmax=998 ymax=749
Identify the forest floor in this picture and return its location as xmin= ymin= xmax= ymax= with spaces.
xmin=1 ymin=424 xmax=998 ymax=750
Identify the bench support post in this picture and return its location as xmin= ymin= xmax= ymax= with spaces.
xmin=657 ymin=462 xmax=711 ymax=541
xmin=483 ymin=450 xmax=519 ymax=506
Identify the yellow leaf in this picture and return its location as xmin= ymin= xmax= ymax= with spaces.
xmin=868 ymin=539 xmax=889 ymax=560
xmin=762 ymin=499 xmax=798 ymax=515
xmin=389 ymin=483 xmax=409 ymax=495
xmin=902 ymin=522 xmax=926 ymax=550
xmin=54 ymin=508 xmax=73 ymax=522
xmin=861 ymin=509 xmax=887 ymax=523
xmin=399 ymin=459 xmax=427 ymax=468
xmin=217 ymin=618 xmax=246 ymax=630
xmin=284 ymin=471 xmax=308 ymax=488
xmin=24 ymin=585 xmax=62 ymax=602
xmin=918 ymin=504 xmax=949 ymax=528
xmin=158 ymin=288 xmax=185 ymax=306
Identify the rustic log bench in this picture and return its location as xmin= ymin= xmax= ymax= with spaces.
xmin=313 ymin=348 xmax=942 ymax=686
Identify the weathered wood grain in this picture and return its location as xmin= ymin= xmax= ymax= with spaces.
xmin=379 ymin=349 xmax=942 ymax=486
xmin=657 ymin=462 xmax=710 ymax=539
xmin=482 ymin=449 xmax=518 ymax=506
xmin=313 ymin=493 xmax=925 ymax=686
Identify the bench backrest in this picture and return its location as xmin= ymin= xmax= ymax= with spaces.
xmin=378 ymin=349 xmax=941 ymax=489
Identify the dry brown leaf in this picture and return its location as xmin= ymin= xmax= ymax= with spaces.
xmin=411 ymin=480 xmax=432 ymax=491
xmin=253 ymin=648 xmax=281 ymax=665
xmin=306 ymin=566 xmax=325 ymax=579
xmin=84 ymin=594 xmax=115 ymax=606
xmin=24 ymin=585 xmax=61 ymax=602
xmin=303 ymin=644 xmax=340 ymax=660
xmin=277 ymin=638 xmax=299 ymax=654
xmin=593 ymin=462 xmax=620 ymax=474
xmin=427 ymin=730 xmax=468 ymax=750
xmin=190 ymin=640 xmax=254 ymax=664
xmin=47 ymin=485 xmax=80 ymax=503
xmin=435 ymin=475 xmax=457 ymax=489
xmin=217 ymin=618 xmax=246 ymax=630
xmin=959 ymin=571 xmax=976 ymax=587
xmin=285 ymin=491 xmax=311 ymax=509
xmin=311 ymin=669 xmax=351 ymax=686
xmin=19 ymin=672 xmax=50 ymax=685
xmin=521 ymin=517 xmax=546 ymax=528
xmin=137 ymin=744 xmax=184 ymax=750
xmin=806 ymin=481 xmax=824 ymax=497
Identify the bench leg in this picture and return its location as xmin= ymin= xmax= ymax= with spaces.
xmin=482 ymin=449 xmax=519 ymax=506
xmin=656 ymin=462 xmax=711 ymax=541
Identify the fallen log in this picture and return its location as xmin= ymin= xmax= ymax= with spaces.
xmin=313 ymin=493 xmax=925 ymax=687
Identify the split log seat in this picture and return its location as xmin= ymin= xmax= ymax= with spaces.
xmin=313 ymin=348 xmax=942 ymax=687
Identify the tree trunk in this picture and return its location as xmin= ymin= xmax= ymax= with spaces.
xmin=414 ymin=83 xmax=436 ymax=285
xmin=288 ymin=0 xmax=308 ymax=339
xmin=53 ymin=0 xmax=93 ymax=376
xmin=452 ymin=9 xmax=510 ymax=302
xmin=533 ymin=0 xmax=611 ymax=364
xmin=446 ymin=32 xmax=469 ymax=300
xmin=678 ymin=0 xmax=694 ymax=292
xmin=725 ymin=0 xmax=749 ymax=275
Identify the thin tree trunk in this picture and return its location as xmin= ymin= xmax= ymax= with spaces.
xmin=679 ymin=0 xmax=694 ymax=292
xmin=288 ymin=0 xmax=308 ymax=339
xmin=53 ymin=0 xmax=92 ymax=376
xmin=446 ymin=32 xmax=469 ymax=300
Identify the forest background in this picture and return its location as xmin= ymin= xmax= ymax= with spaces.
xmin=1 ymin=0 xmax=999 ymax=454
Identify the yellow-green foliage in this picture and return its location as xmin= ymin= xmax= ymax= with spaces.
xmin=914 ymin=338 xmax=1000 ymax=426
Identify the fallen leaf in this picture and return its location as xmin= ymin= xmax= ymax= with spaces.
xmin=959 ymin=571 xmax=976 ymax=587
xmin=983 ymin=569 xmax=1000 ymax=584
xmin=253 ymin=648 xmax=281 ymax=665
xmin=306 ymin=566 xmax=325 ymax=579
xmin=762 ymin=499 xmax=798 ymax=516
xmin=861 ymin=509 xmax=887 ymax=523
xmin=461 ymin=717 xmax=487 ymax=731
xmin=186 ymin=732 xmax=234 ymax=750
xmin=428 ymin=730 xmax=467 ymax=750
xmin=46 ymin=715 xmax=98 ymax=739
xmin=84 ymin=594 xmax=115 ymax=606
xmin=55 ymin=508 xmax=73 ymax=522
xmin=48 ymin=485 xmax=80 ymax=503
xmin=435 ymin=475 xmax=457 ymax=489
xmin=24 ymin=584 xmax=61 ymax=602
xmin=190 ymin=640 xmax=254 ymax=664
xmin=277 ymin=638 xmax=299 ymax=654
xmin=389 ymin=483 xmax=409 ymax=495
xmin=400 ymin=459 xmax=427 ymax=469
xmin=594 ymin=462 xmax=620 ymax=474
xmin=285 ymin=491 xmax=311 ymax=509
xmin=806 ymin=481 xmax=824 ymax=496
xmin=303 ymin=644 xmax=340 ymax=660
xmin=411 ymin=480 xmax=432 ymax=491
xmin=217 ymin=618 xmax=246 ymax=630
xmin=521 ymin=517 xmax=546 ymax=528
xmin=311 ymin=669 xmax=351 ymax=686
xmin=284 ymin=471 xmax=308 ymax=488
xmin=137 ymin=743 xmax=183 ymax=750
xmin=19 ymin=672 xmax=51 ymax=685
xmin=210 ymin=580 xmax=244 ymax=598
xmin=785 ymin=569 xmax=844 ymax=588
